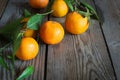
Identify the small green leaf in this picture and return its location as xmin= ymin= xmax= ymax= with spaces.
xmin=0 ymin=56 xmax=9 ymax=70
xmin=80 ymin=2 xmax=99 ymax=20
xmin=24 ymin=9 xmax=32 ymax=17
xmin=7 ymin=55 xmax=12 ymax=59
xmin=27 ymin=14 xmax=44 ymax=30
xmin=0 ymin=17 xmax=23 ymax=34
xmin=65 ymin=0 xmax=74 ymax=11
xmin=16 ymin=66 xmax=34 ymax=80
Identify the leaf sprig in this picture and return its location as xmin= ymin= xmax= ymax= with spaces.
xmin=64 ymin=0 xmax=99 ymax=20
xmin=0 ymin=8 xmax=52 ymax=79
xmin=16 ymin=66 xmax=34 ymax=80
xmin=0 ymin=0 xmax=99 ymax=79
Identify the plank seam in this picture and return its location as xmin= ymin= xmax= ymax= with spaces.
xmin=0 ymin=0 xmax=9 ymax=19
xmin=43 ymin=15 xmax=50 ymax=80
xmin=43 ymin=45 xmax=48 ymax=80
xmin=92 ymin=0 xmax=117 ymax=80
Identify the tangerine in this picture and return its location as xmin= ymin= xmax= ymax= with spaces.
xmin=51 ymin=0 xmax=68 ymax=17
xmin=29 ymin=0 xmax=49 ymax=8
xmin=16 ymin=37 xmax=39 ymax=60
xmin=39 ymin=21 xmax=64 ymax=44
xmin=65 ymin=11 xmax=89 ymax=34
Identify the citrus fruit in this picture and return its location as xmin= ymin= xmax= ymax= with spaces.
xmin=39 ymin=21 xmax=64 ymax=44
xmin=21 ymin=17 xmax=37 ymax=38
xmin=29 ymin=0 xmax=49 ymax=8
xmin=65 ymin=11 xmax=89 ymax=34
xmin=51 ymin=0 xmax=68 ymax=17
xmin=24 ymin=29 xmax=37 ymax=38
xmin=21 ymin=17 xmax=29 ymax=23
xmin=16 ymin=37 xmax=39 ymax=60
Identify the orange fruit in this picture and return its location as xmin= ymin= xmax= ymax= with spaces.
xmin=29 ymin=0 xmax=49 ymax=8
xmin=16 ymin=37 xmax=39 ymax=60
xmin=39 ymin=21 xmax=64 ymax=44
xmin=21 ymin=17 xmax=29 ymax=23
xmin=51 ymin=0 xmax=68 ymax=17
xmin=65 ymin=11 xmax=89 ymax=34
xmin=24 ymin=29 xmax=37 ymax=38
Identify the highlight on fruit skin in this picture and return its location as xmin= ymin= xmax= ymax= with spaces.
xmin=39 ymin=21 xmax=64 ymax=44
xmin=29 ymin=0 xmax=49 ymax=8
xmin=51 ymin=0 xmax=68 ymax=17
xmin=65 ymin=11 xmax=89 ymax=34
xmin=16 ymin=37 xmax=39 ymax=60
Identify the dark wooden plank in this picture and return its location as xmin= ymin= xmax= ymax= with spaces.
xmin=0 ymin=0 xmax=8 ymax=18
xmin=0 ymin=0 xmax=46 ymax=80
xmin=93 ymin=0 xmax=120 ymax=79
xmin=45 ymin=10 xmax=115 ymax=80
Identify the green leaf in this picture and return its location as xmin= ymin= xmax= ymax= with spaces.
xmin=64 ymin=0 xmax=74 ymax=11
xmin=12 ymin=32 xmax=22 ymax=61
xmin=0 ymin=56 xmax=9 ymax=70
xmin=16 ymin=66 xmax=34 ymax=80
xmin=80 ymin=2 xmax=99 ymax=20
xmin=24 ymin=9 xmax=32 ymax=17
xmin=12 ymin=24 xmax=23 ymax=63
xmin=27 ymin=14 xmax=44 ymax=30
xmin=0 ymin=17 xmax=23 ymax=34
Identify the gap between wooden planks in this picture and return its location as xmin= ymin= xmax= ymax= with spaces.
xmin=93 ymin=0 xmax=120 ymax=79
xmin=44 ymin=0 xmax=116 ymax=80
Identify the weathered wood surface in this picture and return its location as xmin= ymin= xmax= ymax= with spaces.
xmin=45 ymin=16 xmax=115 ymax=80
xmin=0 ymin=0 xmax=119 ymax=80
xmin=94 ymin=0 xmax=120 ymax=79
xmin=0 ymin=0 xmax=46 ymax=80
xmin=0 ymin=0 xmax=8 ymax=18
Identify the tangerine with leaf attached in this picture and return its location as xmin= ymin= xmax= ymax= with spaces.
xmin=16 ymin=37 xmax=39 ymax=60
xmin=21 ymin=17 xmax=37 ymax=38
xmin=65 ymin=11 xmax=89 ymax=34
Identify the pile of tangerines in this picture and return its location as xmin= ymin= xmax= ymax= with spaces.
xmin=16 ymin=0 xmax=90 ymax=60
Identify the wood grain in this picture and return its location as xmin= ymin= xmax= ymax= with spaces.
xmin=0 ymin=0 xmax=46 ymax=80
xmin=0 ymin=0 xmax=118 ymax=80
xmin=0 ymin=0 xmax=8 ymax=19
xmin=45 ymin=12 xmax=115 ymax=80
xmin=93 ymin=0 xmax=120 ymax=79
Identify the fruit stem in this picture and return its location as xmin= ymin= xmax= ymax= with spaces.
xmin=81 ymin=7 xmax=90 ymax=17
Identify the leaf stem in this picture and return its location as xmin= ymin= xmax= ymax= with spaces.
xmin=38 ymin=10 xmax=54 ymax=16
xmin=0 ymin=42 xmax=11 ymax=52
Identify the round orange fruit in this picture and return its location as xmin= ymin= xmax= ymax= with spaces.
xmin=29 ymin=0 xmax=49 ymax=8
xmin=39 ymin=21 xmax=64 ymax=44
xmin=65 ymin=11 xmax=89 ymax=34
xmin=51 ymin=0 xmax=68 ymax=17
xmin=16 ymin=37 xmax=39 ymax=60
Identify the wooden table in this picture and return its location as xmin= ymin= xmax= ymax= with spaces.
xmin=0 ymin=0 xmax=119 ymax=80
